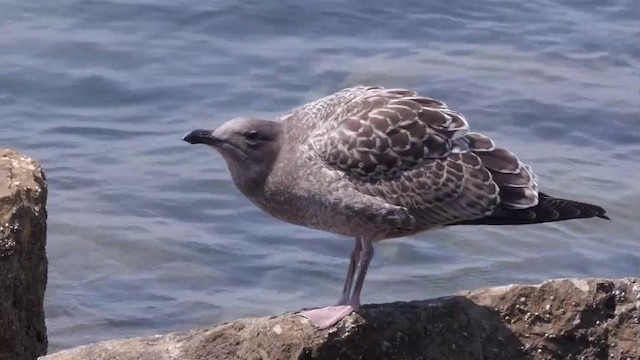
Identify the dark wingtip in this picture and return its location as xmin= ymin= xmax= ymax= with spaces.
xmin=589 ymin=203 xmax=610 ymax=220
xmin=453 ymin=195 xmax=611 ymax=226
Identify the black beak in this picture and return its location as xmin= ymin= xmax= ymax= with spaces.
xmin=182 ymin=129 xmax=222 ymax=146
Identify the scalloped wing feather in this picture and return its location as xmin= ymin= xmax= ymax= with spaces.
xmin=306 ymin=86 xmax=539 ymax=227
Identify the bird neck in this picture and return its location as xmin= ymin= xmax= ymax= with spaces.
xmin=226 ymin=159 xmax=269 ymax=198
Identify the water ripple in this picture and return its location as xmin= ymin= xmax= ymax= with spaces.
xmin=1 ymin=0 xmax=638 ymax=352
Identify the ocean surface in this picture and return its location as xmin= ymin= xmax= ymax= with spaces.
xmin=1 ymin=0 xmax=639 ymax=352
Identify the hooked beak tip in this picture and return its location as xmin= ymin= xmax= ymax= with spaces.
xmin=183 ymin=129 xmax=218 ymax=145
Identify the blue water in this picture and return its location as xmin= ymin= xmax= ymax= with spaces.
xmin=2 ymin=0 xmax=639 ymax=352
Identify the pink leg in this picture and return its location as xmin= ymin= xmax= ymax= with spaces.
xmin=338 ymin=237 xmax=362 ymax=305
xmin=347 ymin=236 xmax=374 ymax=309
xmin=298 ymin=237 xmax=373 ymax=329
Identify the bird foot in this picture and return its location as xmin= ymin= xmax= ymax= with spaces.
xmin=298 ymin=305 xmax=355 ymax=329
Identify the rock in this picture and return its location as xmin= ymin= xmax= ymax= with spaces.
xmin=0 ymin=149 xmax=48 ymax=360
xmin=42 ymin=278 xmax=639 ymax=360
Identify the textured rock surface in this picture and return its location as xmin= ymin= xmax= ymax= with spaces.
xmin=42 ymin=278 xmax=639 ymax=360
xmin=0 ymin=149 xmax=48 ymax=359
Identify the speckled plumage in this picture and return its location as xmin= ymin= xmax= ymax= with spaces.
xmin=184 ymin=85 xmax=608 ymax=329
xmin=254 ymin=85 xmax=540 ymax=241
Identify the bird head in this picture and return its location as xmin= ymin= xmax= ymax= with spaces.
xmin=183 ymin=117 xmax=283 ymax=192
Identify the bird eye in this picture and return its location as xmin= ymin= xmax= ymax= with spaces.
xmin=243 ymin=131 xmax=259 ymax=140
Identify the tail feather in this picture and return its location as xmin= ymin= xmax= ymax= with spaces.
xmin=454 ymin=192 xmax=609 ymax=226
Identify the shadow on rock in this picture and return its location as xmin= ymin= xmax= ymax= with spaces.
xmin=306 ymin=296 xmax=531 ymax=360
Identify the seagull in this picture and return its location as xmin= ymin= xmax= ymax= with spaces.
xmin=183 ymin=85 xmax=609 ymax=329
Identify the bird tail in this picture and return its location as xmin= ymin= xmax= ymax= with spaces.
xmin=454 ymin=192 xmax=610 ymax=226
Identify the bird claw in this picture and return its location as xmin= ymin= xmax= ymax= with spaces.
xmin=297 ymin=305 xmax=355 ymax=329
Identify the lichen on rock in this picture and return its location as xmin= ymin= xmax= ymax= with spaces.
xmin=0 ymin=149 xmax=48 ymax=360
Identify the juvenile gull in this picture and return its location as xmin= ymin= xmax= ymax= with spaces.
xmin=183 ymin=85 xmax=609 ymax=329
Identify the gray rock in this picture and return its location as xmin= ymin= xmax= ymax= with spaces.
xmin=0 ymin=149 xmax=48 ymax=359
xmin=42 ymin=278 xmax=639 ymax=360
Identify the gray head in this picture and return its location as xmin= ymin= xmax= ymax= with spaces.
xmin=183 ymin=117 xmax=283 ymax=193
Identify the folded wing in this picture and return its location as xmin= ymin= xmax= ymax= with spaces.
xmin=309 ymin=86 xmax=539 ymax=228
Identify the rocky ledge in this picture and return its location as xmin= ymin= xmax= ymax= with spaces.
xmin=43 ymin=278 xmax=639 ymax=360
xmin=0 ymin=149 xmax=48 ymax=360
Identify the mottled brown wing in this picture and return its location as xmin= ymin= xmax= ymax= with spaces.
xmin=310 ymin=87 xmax=469 ymax=178
xmin=309 ymin=87 xmax=539 ymax=227
xmin=350 ymin=152 xmax=501 ymax=227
